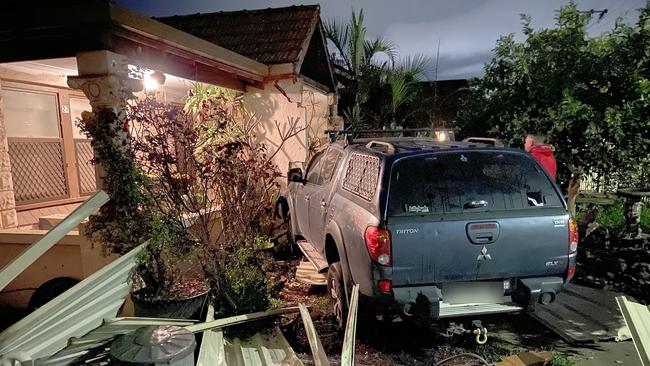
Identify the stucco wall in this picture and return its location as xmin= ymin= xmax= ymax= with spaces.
xmin=0 ymin=230 xmax=116 ymax=308
xmin=0 ymin=77 xmax=18 ymax=229
xmin=242 ymin=78 xmax=336 ymax=177
xmin=302 ymin=83 xmax=334 ymax=158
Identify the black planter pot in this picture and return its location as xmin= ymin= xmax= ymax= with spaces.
xmin=131 ymin=290 xmax=209 ymax=319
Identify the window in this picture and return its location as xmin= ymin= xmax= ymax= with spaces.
xmin=316 ymin=149 xmax=342 ymax=185
xmin=2 ymin=89 xmax=60 ymax=138
xmin=69 ymin=97 xmax=92 ymax=139
xmin=342 ymin=153 xmax=381 ymax=200
xmin=306 ymin=152 xmax=324 ymax=184
xmin=387 ymin=151 xmax=562 ymax=216
xmin=1 ymin=82 xmax=96 ymax=208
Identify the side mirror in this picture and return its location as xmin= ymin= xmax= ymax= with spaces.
xmin=288 ymin=167 xmax=305 ymax=184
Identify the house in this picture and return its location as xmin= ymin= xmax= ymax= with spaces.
xmin=0 ymin=1 xmax=338 ymax=308
xmin=0 ymin=1 xmax=338 ymax=230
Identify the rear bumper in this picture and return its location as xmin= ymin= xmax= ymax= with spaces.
xmin=373 ymin=276 xmax=565 ymax=320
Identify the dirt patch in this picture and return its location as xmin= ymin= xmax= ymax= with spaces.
xmin=273 ymin=259 xmax=557 ymax=365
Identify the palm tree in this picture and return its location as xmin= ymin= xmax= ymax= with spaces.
xmin=324 ymin=10 xmax=395 ymax=127
xmin=324 ymin=10 xmax=431 ymax=128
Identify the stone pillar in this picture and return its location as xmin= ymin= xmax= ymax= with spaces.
xmin=67 ymin=51 xmax=142 ymax=189
xmin=0 ymin=81 xmax=18 ymax=229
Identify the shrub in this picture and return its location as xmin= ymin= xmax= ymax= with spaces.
xmin=128 ymin=88 xmax=302 ymax=314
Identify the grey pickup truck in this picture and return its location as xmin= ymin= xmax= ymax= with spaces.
xmin=277 ymin=137 xmax=578 ymax=327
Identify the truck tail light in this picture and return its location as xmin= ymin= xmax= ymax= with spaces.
xmin=365 ymin=226 xmax=391 ymax=266
xmin=378 ymin=279 xmax=392 ymax=293
xmin=569 ymin=218 xmax=579 ymax=254
xmin=567 ymin=267 xmax=576 ymax=282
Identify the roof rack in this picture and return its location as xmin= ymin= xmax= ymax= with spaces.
xmin=365 ymin=141 xmax=395 ymax=154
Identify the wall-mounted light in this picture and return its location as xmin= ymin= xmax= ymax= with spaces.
xmin=143 ymin=70 xmax=166 ymax=90
xmin=436 ymin=130 xmax=448 ymax=142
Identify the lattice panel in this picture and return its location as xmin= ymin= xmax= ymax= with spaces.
xmin=8 ymin=139 xmax=69 ymax=204
xmin=342 ymin=153 xmax=381 ymax=201
xmin=75 ymin=140 xmax=97 ymax=195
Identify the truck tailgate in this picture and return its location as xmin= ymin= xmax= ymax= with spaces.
xmin=388 ymin=211 xmax=570 ymax=286
xmin=385 ymin=150 xmax=569 ymax=287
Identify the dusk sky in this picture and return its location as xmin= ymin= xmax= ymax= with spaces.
xmin=115 ymin=0 xmax=645 ymax=80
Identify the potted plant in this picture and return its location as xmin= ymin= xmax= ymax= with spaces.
xmin=77 ymin=107 xmax=208 ymax=319
xmin=128 ymin=88 xmax=303 ymax=317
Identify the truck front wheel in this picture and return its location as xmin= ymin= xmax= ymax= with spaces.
xmin=326 ymin=262 xmax=348 ymax=329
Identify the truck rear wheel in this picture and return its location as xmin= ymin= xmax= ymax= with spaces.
xmin=326 ymin=262 xmax=348 ymax=329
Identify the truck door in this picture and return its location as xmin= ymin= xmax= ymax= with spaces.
xmin=293 ymin=151 xmax=325 ymax=240
xmin=308 ymin=148 xmax=343 ymax=250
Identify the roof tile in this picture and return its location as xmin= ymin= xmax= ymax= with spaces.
xmin=158 ymin=5 xmax=320 ymax=65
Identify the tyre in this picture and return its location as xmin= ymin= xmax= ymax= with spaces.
xmin=28 ymin=277 xmax=80 ymax=311
xmin=327 ymin=262 xmax=348 ymax=329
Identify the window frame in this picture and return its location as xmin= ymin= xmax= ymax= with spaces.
xmin=305 ymin=150 xmax=325 ymax=185
xmin=1 ymin=80 xmax=94 ymax=211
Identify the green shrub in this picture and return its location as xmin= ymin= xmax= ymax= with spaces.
xmin=551 ymin=352 xmax=575 ymax=366
xmin=641 ymin=206 xmax=650 ymax=233
xmin=215 ymin=238 xmax=276 ymax=316
xmin=595 ymin=201 xmax=626 ymax=231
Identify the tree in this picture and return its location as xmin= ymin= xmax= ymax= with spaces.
xmin=325 ymin=10 xmax=430 ymax=128
xmin=457 ymin=3 xmax=650 ymax=215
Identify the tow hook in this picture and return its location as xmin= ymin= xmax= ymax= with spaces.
xmin=471 ymin=320 xmax=488 ymax=345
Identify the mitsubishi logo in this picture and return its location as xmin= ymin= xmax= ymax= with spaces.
xmin=477 ymin=246 xmax=492 ymax=261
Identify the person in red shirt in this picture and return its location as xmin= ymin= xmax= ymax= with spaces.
xmin=524 ymin=133 xmax=557 ymax=180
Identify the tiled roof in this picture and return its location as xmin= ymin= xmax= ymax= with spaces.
xmin=158 ymin=5 xmax=321 ymax=66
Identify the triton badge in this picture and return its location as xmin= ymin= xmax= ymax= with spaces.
xmin=477 ymin=246 xmax=492 ymax=261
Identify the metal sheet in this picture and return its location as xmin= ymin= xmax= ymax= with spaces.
xmin=299 ymin=303 xmax=329 ymax=366
xmin=617 ymin=296 xmax=650 ymax=366
xmin=41 ymin=318 xmax=195 ymax=366
xmin=341 ymin=284 xmax=359 ymax=366
xmin=0 ymin=240 xmax=144 ymax=365
xmin=224 ymin=327 xmax=304 ymax=366
xmin=295 ymin=261 xmax=327 ymax=286
xmin=196 ymin=304 xmax=303 ymax=366
xmin=528 ymin=284 xmax=630 ymax=343
xmin=187 ymin=307 xmax=300 ymax=333
xmin=0 ymin=190 xmax=109 ymax=292
xmin=196 ymin=304 xmax=227 ymax=366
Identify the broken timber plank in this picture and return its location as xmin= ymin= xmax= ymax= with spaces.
xmin=299 ymin=303 xmax=330 ymax=366
xmin=341 ymin=284 xmax=359 ymax=366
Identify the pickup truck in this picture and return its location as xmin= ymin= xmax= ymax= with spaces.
xmin=277 ymin=137 xmax=578 ymax=327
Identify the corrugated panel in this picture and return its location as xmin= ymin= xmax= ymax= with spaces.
xmin=617 ymin=296 xmax=650 ymax=366
xmin=299 ymin=303 xmax=329 ymax=366
xmin=224 ymin=327 xmax=303 ymax=366
xmin=295 ymin=261 xmax=327 ymax=286
xmin=41 ymin=318 xmax=195 ymax=366
xmin=0 ymin=240 xmax=144 ymax=365
xmin=0 ymin=190 xmax=109 ymax=292
xmin=197 ymin=304 xmax=227 ymax=366
xmin=196 ymin=304 xmax=303 ymax=366
xmin=341 ymin=284 xmax=359 ymax=366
